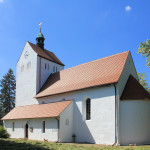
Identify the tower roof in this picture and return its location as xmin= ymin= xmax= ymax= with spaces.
xmin=28 ymin=41 xmax=65 ymax=66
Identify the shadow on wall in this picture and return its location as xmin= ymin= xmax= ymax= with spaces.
xmin=73 ymin=102 xmax=95 ymax=144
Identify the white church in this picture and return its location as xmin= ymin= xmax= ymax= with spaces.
xmin=2 ymin=29 xmax=150 ymax=146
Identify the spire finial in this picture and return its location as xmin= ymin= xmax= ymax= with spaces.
xmin=39 ymin=22 xmax=42 ymax=33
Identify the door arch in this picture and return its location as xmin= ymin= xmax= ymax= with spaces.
xmin=25 ymin=124 xmax=28 ymax=138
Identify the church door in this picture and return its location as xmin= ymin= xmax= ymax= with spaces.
xmin=25 ymin=124 xmax=28 ymax=138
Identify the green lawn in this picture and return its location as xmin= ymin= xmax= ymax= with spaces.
xmin=0 ymin=138 xmax=150 ymax=150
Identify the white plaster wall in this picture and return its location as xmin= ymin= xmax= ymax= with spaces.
xmin=16 ymin=42 xmax=38 ymax=106
xmin=37 ymin=56 xmax=64 ymax=92
xmin=37 ymin=85 xmax=116 ymax=145
xmin=59 ymin=102 xmax=73 ymax=142
xmin=4 ymin=118 xmax=58 ymax=141
xmin=120 ymin=100 xmax=150 ymax=145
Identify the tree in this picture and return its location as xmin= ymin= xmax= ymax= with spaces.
xmin=138 ymin=39 xmax=150 ymax=67
xmin=0 ymin=69 xmax=16 ymax=115
xmin=137 ymin=72 xmax=150 ymax=93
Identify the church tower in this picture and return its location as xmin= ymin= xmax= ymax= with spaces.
xmin=36 ymin=27 xmax=45 ymax=49
xmin=15 ymin=28 xmax=64 ymax=107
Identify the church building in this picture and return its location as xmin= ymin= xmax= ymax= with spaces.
xmin=2 ymin=29 xmax=150 ymax=145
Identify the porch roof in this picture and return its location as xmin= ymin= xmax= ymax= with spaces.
xmin=1 ymin=100 xmax=72 ymax=120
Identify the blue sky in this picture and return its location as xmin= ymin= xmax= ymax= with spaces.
xmin=0 ymin=0 xmax=150 ymax=83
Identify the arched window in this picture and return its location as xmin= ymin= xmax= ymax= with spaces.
xmin=86 ymin=98 xmax=91 ymax=120
xmin=27 ymin=62 xmax=31 ymax=69
xmin=21 ymin=65 xmax=24 ymax=72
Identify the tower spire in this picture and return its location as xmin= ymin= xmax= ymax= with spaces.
xmin=36 ymin=23 xmax=45 ymax=49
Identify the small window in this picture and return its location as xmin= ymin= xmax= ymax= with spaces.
xmin=48 ymin=64 xmax=49 ymax=70
xmin=27 ymin=62 xmax=31 ymax=70
xmin=66 ymin=119 xmax=69 ymax=126
xmin=86 ymin=98 xmax=91 ymax=120
xmin=42 ymin=121 xmax=45 ymax=133
xmin=53 ymin=66 xmax=55 ymax=72
xmin=56 ymin=67 xmax=58 ymax=72
xmin=21 ymin=65 xmax=24 ymax=72
xmin=12 ymin=122 xmax=14 ymax=131
xmin=45 ymin=64 xmax=46 ymax=70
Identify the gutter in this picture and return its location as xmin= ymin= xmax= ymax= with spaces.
xmin=55 ymin=118 xmax=60 ymax=143
xmin=112 ymin=83 xmax=117 ymax=146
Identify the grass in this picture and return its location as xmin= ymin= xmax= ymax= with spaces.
xmin=0 ymin=138 xmax=150 ymax=150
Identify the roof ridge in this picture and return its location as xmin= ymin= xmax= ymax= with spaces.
xmin=59 ymin=50 xmax=130 ymax=73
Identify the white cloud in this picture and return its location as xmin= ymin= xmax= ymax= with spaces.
xmin=125 ymin=5 xmax=132 ymax=12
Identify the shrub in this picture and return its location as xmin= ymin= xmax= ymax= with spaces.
xmin=0 ymin=126 xmax=10 ymax=138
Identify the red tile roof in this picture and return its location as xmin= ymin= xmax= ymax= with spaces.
xmin=120 ymin=75 xmax=150 ymax=100
xmin=1 ymin=100 xmax=72 ymax=120
xmin=35 ymin=51 xmax=130 ymax=98
xmin=28 ymin=42 xmax=65 ymax=66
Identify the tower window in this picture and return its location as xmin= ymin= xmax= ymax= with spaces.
xmin=86 ymin=98 xmax=91 ymax=120
xmin=42 ymin=121 xmax=45 ymax=133
xmin=21 ymin=65 xmax=24 ymax=72
xmin=45 ymin=64 xmax=46 ymax=70
xmin=48 ymin=64 xmax=49 ymax=70
xmin=27 ymin=62 xmax=31 ymax=69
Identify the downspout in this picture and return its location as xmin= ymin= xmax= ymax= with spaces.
xmin=112 ymin=83 xmax=117 ymax=146
xmin=55 ymin=118 xmax=59 ymax=143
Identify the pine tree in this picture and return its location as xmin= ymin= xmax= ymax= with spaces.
xmin=0 ymin=69 xmax=16 ymax=115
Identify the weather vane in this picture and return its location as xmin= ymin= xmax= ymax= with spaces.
xmin=39 ymin=22 xmax=42 ymax=32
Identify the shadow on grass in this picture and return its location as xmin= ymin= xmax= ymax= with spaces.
xmin=0 ymin=139 xmax=54 ymax=150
